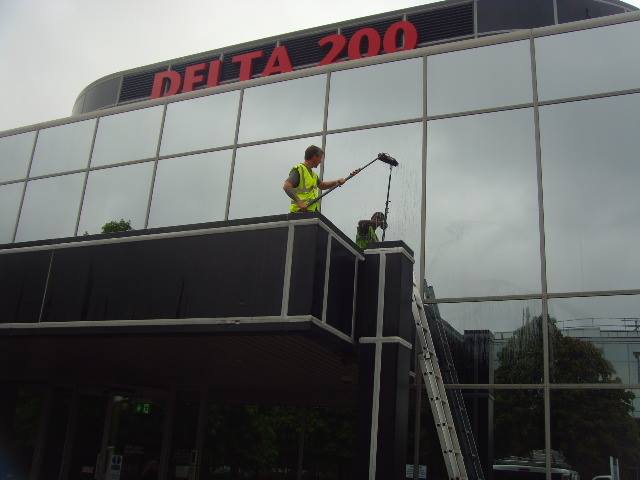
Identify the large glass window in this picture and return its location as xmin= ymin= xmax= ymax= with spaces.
xmin=30 ymin=119 xmax=96 ymax=176
xmin=327 ymin=58 xmax=423 ymax=129
xmin=427 ymin=40 xmax=533 ymax=116
xmin=0 ymin=182 xmax=23 ymax=243
xmin=548 ymin=295 xmax=640 ymax=384
xmin=429 ymin=299 xmax=543 ymax=384
xmin=15 ymin=173 xmax=84 ymax=242
xmin=426 ymin=108 xmax=540 ymax=298
xmin=0 ymin=131 xmax=36 ymax=182
xmin=148 ymin=150 xmax=232 ymax=228
xmin=90 ymin=106 xmax=163 ymax=167
xmin=322 ymin=123 xmax=422 ymax=264
xmin=535 ymin=20 xmax=640 ymax=102
xmin=550 ymin=389 xmax=640 ymax=480
xmin=540 ymin=94 xmax=640 ymax=293
xmin=160 ymin=91 xmax=240 ymax=156
xmin=228 ymin=136 xmax=322 ymax=220
xmin=237 ymin=76 xmax=326 ymax=143
xmin=78 ymin=162 xmax=154 ymax=234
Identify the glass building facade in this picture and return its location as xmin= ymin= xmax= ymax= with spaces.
xmin=3 ymin=9 xmax=640 ymax=480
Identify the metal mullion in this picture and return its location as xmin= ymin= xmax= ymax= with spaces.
xmin=157 ymin=143 xmax=235 ymax=162
xmin=552 ymin=0 xmax=559 ymax=24
xmin=281 ymin=224 xmax=295 ymax=317
xmin=144 ymin=103 xmax=168 ymax=228
xmin=325 ymin=117 xmax=422 ymax=136
xmin=11 ymin=129 xmax=39 ymax=243
xmin=73 ymin=117 xmax=100 ymax=236
xmin=318 ymin=72 xmax=331 ymax=212
xmin=235 ymin=130 xmax=323 ymax=149
xmin=350 ymin=258 xmax=359 ymax=339
xmin=538 ymin=86 xmax=640 ymax=107
xmin=529 ymin=32 xmax=552 ymax=480
xmin=420 ymin=55 xmax=428 ymax=300
xmin=37 ymin=251 xmax=54 ymax=323
xmin=224 ymin=89 xmax=244 ymax=220
xmin=425 ymin=292 xmax=543 ymax=304
xmin=426 ymin=102 xmax=534 ymax=122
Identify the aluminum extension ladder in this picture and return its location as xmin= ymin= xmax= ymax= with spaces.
xmin=411 ymin=283 xmax=468 ymax=480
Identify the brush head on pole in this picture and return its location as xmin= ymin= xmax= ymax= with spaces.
xmin=377 ymin=153 xmax=399 ymax=167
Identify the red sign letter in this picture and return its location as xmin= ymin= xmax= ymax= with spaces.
xmin=383 ymin=21 xmax=418 ymax=53
xmin=182 ymin=63 xmax=208 ymax=93
xmin=151 ymin=71 xmax=181 ymax=99
xmin=207 ymin=59 xmax=222 ymax=88
xmin=348 ymin=28 xmax=382 ymax=60
xmin=262 ymin=46 xmax=293 ymax=77
xmin=232 ymin=50 xmax=264 ymax=81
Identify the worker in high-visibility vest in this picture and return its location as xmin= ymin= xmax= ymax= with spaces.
xmin=356 ymin=212 xmax=387 ymax=249
xmin=283 ymin=145 xmax=359 ymax=213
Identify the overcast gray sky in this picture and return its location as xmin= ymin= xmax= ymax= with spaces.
xmin=0 ymin=0 xmax=437 ymax=133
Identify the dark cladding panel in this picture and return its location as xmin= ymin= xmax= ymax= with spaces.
xmin=41 ymin=228 xmax=288 ymax=322
xmin=408 ymin=2 xmax=474 ymax=44
xmin=382 ymin=252 xmax=414 ymax=343
xmin=340 ymin=17 xmax=402 ymax=60
xmin=288 ymin=225 xmax=328 ymax=319
xmin=221 ymin=44 xmax=276 ymax=82
xmin=326 ymin=238 xmax=356 ymax=336
xmin=282 ymin=30 xmax=337 ymax=67
xmin=477 ymin=0 xmax=555 ymax=32
xmin=354 ymin=254 xmax=379 ymax=339
xmin=557 ymin=0 xmax=627 ymax=23
xmin=119 ymin=67 xmax=169 ymax=103
xmin=0 ymin=251 xmax=51 ymax=323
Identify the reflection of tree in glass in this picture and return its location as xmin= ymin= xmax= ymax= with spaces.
xmin=101 ymin=219 xmax=132 ymax=233
xmin=494 ymin=317 xmax=640 ymax=479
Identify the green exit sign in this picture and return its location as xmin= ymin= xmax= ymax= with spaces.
xmin=135 ymin=402 xmax=152 ymax=415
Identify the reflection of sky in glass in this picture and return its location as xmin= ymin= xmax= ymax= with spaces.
xmin=238 ymin=76 xmax=325 ymax=143
xmin=426 ymin=108 xmax=540 ymax=298
xmin=0 ymin=183 xmax=23 ymax=243
xmin=328 ymin=58 xmax=423 ymax=129
xmin=540 ymin=94 xmax=640 ymax=293
xmin=160 ymin=92 xmax=240 ymax=156
xmin=91 ymin=106 xmax=163 ymax=167
xmin=78 ymin=162 xmax=154 ymax=234
xmin=30 ymin=119 xmax=95 ymax=176
xmin=229 ymin=137 xmax=322 ymax=220
xmin=16 ymin=174 xmax=84 ymax=242
xmin=548 ymin=296 xmax=640 ymax=332
xmin=438 ymin=299 xmax=542 ymax=335
xmin=148 ymin=151 xmax=232 ymax=228
xmin=536 ymin=20 xmax=640 ymax=102
xmin=0 ymin=131 xmax=36 ymax=182
xmin=322 ymin=123 xmax=422 ymax=265
xmin=427 ymin=40 xmax=532 ymax=116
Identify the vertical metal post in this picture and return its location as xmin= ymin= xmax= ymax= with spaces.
xmin=159 ymin=390 xmax=176 ymax=480
xmin=413 ymin=346 xmax=423 ymax=480
xmin=224 ymin=89 xmax=245 ymax=220
xmin=58 ymin=388 xmax=79 ymax=480
xmin=144 ymin=103 xmax=168 ymax=228
xmin=281 ymin=223 xmax=295 ymax=317
xmin=420 ymin=55 xmax=428 ymax=302
xmin=29 ymin=387 xmax=53 ymax=480
xmin=74 ymin=117 xmax=100 ymax=236
xmin=12 ymin=129 xmax=39 ymax=243
xmin=321 ymin=236 xmax=333 ymax=323
xmin=319 ymin=72 xmax=331 ymax=211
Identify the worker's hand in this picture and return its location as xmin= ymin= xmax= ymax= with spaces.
xmin=337 ymin=178 xmax=347 ymax=186
xmin=350 ymin=168 xmax=361 ymax=177
xmin=297 ymin=200 xmax=309 ymax=211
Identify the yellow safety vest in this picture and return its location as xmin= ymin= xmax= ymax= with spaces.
xmin=290 ymin=163 xmax=320 ymax=213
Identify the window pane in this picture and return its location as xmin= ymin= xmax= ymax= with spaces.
xmin=426 ymin=109 xmax=540 ymax=298
xmin=551 ymin=389 xmax=640 ymax=480
xmin=0 ymin=183 xmax=23 ymax=243
xmin=238 ymin=76 xmax=325 ymax=143
xmin=548 ymin=295 xmax=640 ymax=384
xmin=540 ymin=95 xmax=640 ymax=293
xmin=428 ymin=299 xmax=543 ymax=384
xmin=78 ymin=162 xmax=153 ymax=234
xmin=160 ymin=91 xmax=240 ymax=156
xmin=91 ymin=106 xmax=163 ymax=167
xmin=16 ymin=173 xmax=84 ymax=242
xmin=30 ymin=119 xmax=96 ymax=176
xmin=228 ymin=136 xmax=321 ymax=219
xmin=322 ymin=123 xmax=422 ymax=266
xmin=0 ymin=131 xmax=36 ymax=182
xmin=328 ymin=58 xmax=423 ymax=130
xmin=536 ymin=20 xmax=640 ymax=102
xmin=427 ymin=40 xmax=532 ymax=116
xmin=148 ymin=150 xmax=232 ymax=228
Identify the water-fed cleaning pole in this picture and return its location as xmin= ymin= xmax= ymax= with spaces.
xmin=306 ymin=153 xmax=399 ymax=209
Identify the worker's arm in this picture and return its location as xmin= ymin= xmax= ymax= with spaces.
xmin=318 ymin=169 xmax=361 ymax=190
xmin=283 ymin=170 xmax=308 ymax=210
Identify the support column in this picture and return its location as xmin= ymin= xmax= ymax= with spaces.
xmin=355 ymin=242 xmax=415 ymax=480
